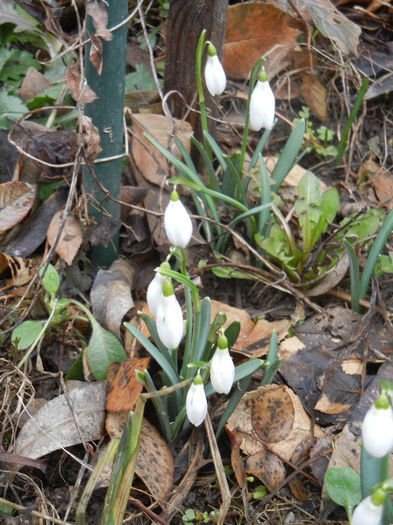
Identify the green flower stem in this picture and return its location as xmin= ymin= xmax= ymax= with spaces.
xmin=195 ymin=29 xmax=211 ymax=160
xmin=17 ymin=300 xmax=58 ymax=368
xmin=239 ymin=58 xmax=264 ymax=177
xmin=168 ymin=177 xmax=249 ymax=214
xmin=158 ymin=267 xmax=200 ymax=314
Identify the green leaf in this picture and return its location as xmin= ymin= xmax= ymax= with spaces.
xmin=324 ymin=467 xmax=361 ymax=516
xmin=0 ymin=92 xmax=28 ymax=129
xmin=65 ymin=352 xmax=84 ymax=381
xmin=39 ymin=264 xmax=60 ymax=297
xmin=124 ymin=322 xmax=179 ymax=386
xmin=375 ymin=254 xmax=393 ymax=277
xmin=86 ymin=319 xmax=126 ymax=380
xmin=319 ymin=187 xmax=339 ymax=225
xmin=271 ymin=119 xmax=305 ymax=192
xmin=253 ymin=486 xmax=267 ymax=499
xmin=337 ymin=209 xmax=382 ymax=242
xmin=125 ymin=63 xmax=157 ymax=91
xmin=296 ymin=171 xmax=322 ymax=208
xmin=12 ymin=320 xmax=43 ymax=350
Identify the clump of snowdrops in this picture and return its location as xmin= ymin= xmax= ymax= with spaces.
xmin=125 ymin=188 xmax=273 ymax=441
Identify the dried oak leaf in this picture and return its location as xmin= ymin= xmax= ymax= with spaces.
xmin=86 ymin=2 xmax=112 ymax=41
xmin=66 ymin=66 xmax=97 ymax=104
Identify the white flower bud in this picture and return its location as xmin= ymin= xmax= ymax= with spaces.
xmin=156 ymin=283 xmax=183 ymax=349
xmin=210 ymin=344 xmax=235 ymax=395
xmin=146 ymin=262 xmax=171 ymax=317
xmin=186 ymin=375 xmax=208 ymax=426
xmin=352 ymin=496 xmax=384 ymax=525
xmin=164 ymin=191 xmax=193 ymax=248
xmin=204 ymin=53 xmax=226 ymax=97
xmin=146 ymin=272 xmax=165 ymax=317
xmin=249 ymin=79 xmax=275 ymax=131
xmin=362 ymin=402 xmax=393 ymax=457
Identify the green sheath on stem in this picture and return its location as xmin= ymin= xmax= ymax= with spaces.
xmin=82 ymin=0 xmax=128 ymax=266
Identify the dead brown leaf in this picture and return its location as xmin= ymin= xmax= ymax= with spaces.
xmin=300 ymin=73 xmax=327 ymax=122
xmin=0 ymin=181 xmax=36 ymax=242
xmin=105 ymin=413 xmax=174 ymax=505
xmin=223 ymin=2 xmax=299 ymax=80
xmin=89 ymin=33 xmax=103 ymax=75
xmin=90 ymin=259 xmax=134 ymax=337
xmin=80 ymin=115 xmax=102 ymax=163
xmin=106 ymin=357 xmax=150 ymax=413
xmin=86 ymin=2 xmax=112 ymax=41
xmin=226 ymin=385 xmax=323 ymax=491
xmin=131 ymin=113 xmax=193 ymax=187
xmin=47 ymin=210 xmax=82 ymax=266
xmin=252 ymin=385 xmax=295 ymax=443
xmin=66 ymin=66 xmax=97 ymax=104
xmin=20 ymin=67 xmax=50 ymax=101
xmin=245 ymin=448 xmax=286 ymax=491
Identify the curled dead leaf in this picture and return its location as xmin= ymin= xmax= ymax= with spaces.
xmin=86 ymin=2 xmax=112 ymax=41
xmin=80 ymin=115 xmax=102 ymax=163
xmin=66 ymin=66 xmax=97 ymax=104
xmin=47 ymin=209 xmax=82 ymax=266
xmin=89 ymin=33 xmax=103 ymax=75
xmin=0 ymin=181 xmax=36 ymax=243
xmin=90 ymin=258 xmax=135 ymax=337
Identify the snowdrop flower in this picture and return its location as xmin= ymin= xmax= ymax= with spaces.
xmin=352 ymin=490 xmax=385 ymax=525
xmin=204 ymin=43 xmax=226 ymax=97
xmin=210 ymin=334 xmax=235 ymax=394
xmin=362 ymin=394 xmax=393 ymax=457
xmin=186 ymin=373 xmax=208 ymax=426
xmin=249 ymin=67 xmax=275 ymax=131
xmin=156 ymin=278 xmax=184 ymax=349
xmin=146 ymin=262 xmax=170 ymax=317
xmin=164 ymin=190 xmax=193 ymax=248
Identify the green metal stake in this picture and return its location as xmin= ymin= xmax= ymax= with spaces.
xmin=82 ymin=0 xmax=128 ymax=266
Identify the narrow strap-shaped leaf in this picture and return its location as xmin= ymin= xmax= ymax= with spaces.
xmin=257 ymin=154 xmax=271 ymax=235
xmin=261 ymin=330 xmax=280 ymax=386
xmin=194 ymin=297 xmax=211 ymax=362
xmin=359 ymin=207 xmax=393 ymax=300
xmin=271 ymin=119 xmax=305 ymax=192
xmin=343 ymin=240 xmax=360 ymax=313
xmin=191 ymin=136 xmax=219 ymax=191
xmin=143 ymin=369 xmax=172 ymax=442
xmin=215 ymin=375 xmax=252 ymax=439
xmin=124 ymin=322 xmax=179 ymax=386
xmin=249 ymin=128 xmax=273 ymax=171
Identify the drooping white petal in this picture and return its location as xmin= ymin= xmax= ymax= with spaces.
xmin=204 ymin=54 xmax=226 ymax=96
xmin=362 ymin=404 xmax=393 ymax=457
xmin=186 ymin=381 xmax=208 ymax=426
xmin=156 ymin=294 xmax=184 ymax=349
xmin=352 ymin=496 xmax=383 ymax=525
xmin=164 ymin=199 xmax=193 ymax=248
xmin=146 ymin=272 xmax=165 ymax=317
xmin=249 ymin=80 xmax=275 ymax=131
xmin=210 ymin=347 xmax=235 ymax=394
